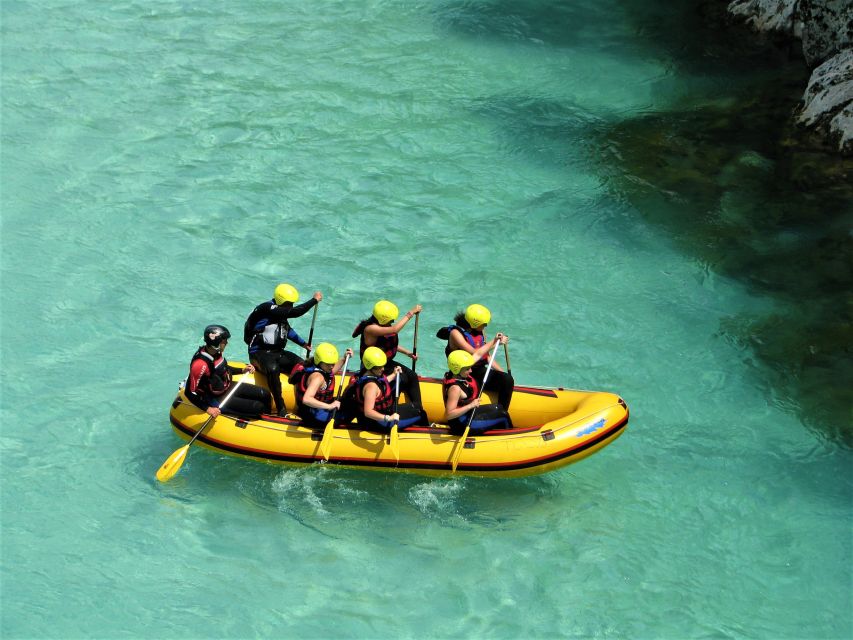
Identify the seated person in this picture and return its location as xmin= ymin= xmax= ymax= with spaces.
xmin=442 ymin=350 xmax=512 ymax=436
xmin=290 ymin=343 xmax=352 ymax=429
xmin=437 ymin=304 xmax=514 ymax=411
xmin=186 ymin=324 xmax=271 ymax=419
xmin=354 ymin=347 xmax=426 ymax=433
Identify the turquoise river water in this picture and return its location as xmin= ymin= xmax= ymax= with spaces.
xmin=2 ymin=1 xmax=851 ymax=638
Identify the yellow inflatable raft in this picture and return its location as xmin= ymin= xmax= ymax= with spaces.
xmin=168 ymin=369 xmax=629 ymax=478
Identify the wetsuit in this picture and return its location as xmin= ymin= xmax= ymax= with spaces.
xmin=292 ymin=364 xmax=337 ymax=430
xmin=354 ymin=373 xmax=425 ymax=433
xmin=245 ymin=297 xmax=317 ymax=413
xmin=186 ymin=347 xmax=270 ymax=418
xmin=352 ymin=317 xmax=422 ymax=406
xmin=441 ymin=322 xmax=514 ymax=410
xmin=442 ymin=372 xmax=512 ymax=435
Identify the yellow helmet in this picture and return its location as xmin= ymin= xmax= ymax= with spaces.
xmin=372 ymin=300 xmax=399 ymax=325
xmin=313 ymin=343 xmax=339 ymax=366
xmin=447 ymin=350 xmax=475 ymax=375
xmin=273 ymin=283 xmax=299 ymax=305
xmin=464 ymin=304 xmax=491 ymax=328
xmin=362 ymin=346 xmax=387 ymax=370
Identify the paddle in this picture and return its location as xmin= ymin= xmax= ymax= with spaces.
xmin=303 ymin=302 xmax=319 ymax=360
xmin=156 ymin=376 xmax=248 ymax=482
xmin=451 ymin=340 xmax=500 ymax=472
xmin=389 ymin=372 xmax=401 ymax=463
xmin=503 ymin=341 xmax=512 ymax=376
xmin=319 ymin=352 xmax=350 ymax=461
xmin=411 ymin=312 xmax=419 ymax=373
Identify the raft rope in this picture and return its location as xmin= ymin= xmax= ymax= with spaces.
xmin=172 ymin=399 xmax=622 ymax=445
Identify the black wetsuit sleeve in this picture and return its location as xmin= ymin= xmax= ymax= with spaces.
xmin=263 ymin=298 xmax=317 ymax=322
xmin=287 ymin=298 xmax=318 ymax=319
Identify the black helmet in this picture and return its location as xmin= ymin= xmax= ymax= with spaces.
xmin=203 ymin=324 xmax=231 ymax=349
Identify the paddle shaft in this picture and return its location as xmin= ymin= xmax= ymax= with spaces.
xmin=393 ymin=373 xmax=400 ymax=417
xmin=464 ymin=340 xmax=501 ymax=429
xmin=303 ymin=302 xmax=319 ymax=359
xmin=503 ymin=342 xmax=512 ymax=376
xmin=451 ymin=344 xmax=499 ymax=472
xmin=324 ymin=353 xmax=351 ymax=426
xmin=185 ymin=376 xmax=248 ymax=449
xmin=411 ymin=313 xmax=419 ymax=373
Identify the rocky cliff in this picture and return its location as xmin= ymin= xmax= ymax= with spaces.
xmin=728 ymin=0 xmax=852 ymax=154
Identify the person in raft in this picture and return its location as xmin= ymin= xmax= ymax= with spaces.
xmin=244 ymin=283 xmax=322 ymax=416
xmin=186 ymin=325 xmax=271 ymax=419
xmin=351 ymin=300 xmax=423 ymax=408
xmin=289 ymin=343 xmax=353 ymax=430
xmin=443 ymin=350 xmax=512 ymax=435
xmin=437 ymin=304 xmax=514 ymax=410
xmin=354 ymin=346 xmax=427 ymax=433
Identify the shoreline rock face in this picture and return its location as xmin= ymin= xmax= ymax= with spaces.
xmin=727 ymin=0 xmax=852 ymax=154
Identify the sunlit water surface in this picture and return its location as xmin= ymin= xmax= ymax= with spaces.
xmin=1 ymin=1 xmax=850 ymax=638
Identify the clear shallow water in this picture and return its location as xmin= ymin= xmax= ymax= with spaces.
xmin=1 ymin=1 xmax=850 ymax=638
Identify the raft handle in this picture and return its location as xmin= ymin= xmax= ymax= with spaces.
xmin=311 ymin=431 xmax=323 ymax=442
xmin=235 ymin=420 xmax=248 ymax=429
xmin=541 ymin=429 xmax=555 ymax=441
xmin=463 ymin=438 xmax=475 ymax=449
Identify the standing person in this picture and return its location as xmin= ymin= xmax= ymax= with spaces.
xmin=244 ymin=283 xmax=322 ymax=416
xmin=290 ymin=343 xmax=353 ymax=430
xmin=442 ymin=350 xmax=512 ymax=435
xmin=437 ymin=303 xmax=514 ymax=410
xmin=352 ymin=300 xmax=423 ymax=407
xmin=354 ymin=347 xmax=426 ymax=433
xmin=185 ymin=325 xmax=271 ymax=419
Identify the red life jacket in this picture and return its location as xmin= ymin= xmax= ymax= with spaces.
xmin=353 ymin=317 xmax=399 ymax=360
xmin=190 ymin=348 xmax=232 ymax=397
xmin=355 ymin=374 xmax=394 ymax=413
xmin=442 ymin=372 xmax=478 ymax=408
xmin=291 ymin=364 xmax=335 ymax=406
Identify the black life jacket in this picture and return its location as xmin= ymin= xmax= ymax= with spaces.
xmin=352 ymin=316 xmax=398 ymax=360
xmin=442 ymin=372 xmax=478 ymax=408
xmin=245 ymin=300 xmax=292 ymax=353
xmin=355 ymin=374 xmax=394 ymax=413
xmin=191 ymin=348 xmax=232 ymax=397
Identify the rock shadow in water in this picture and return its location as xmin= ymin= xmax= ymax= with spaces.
xmin=435 ymin=0 xmax=852 ymax=445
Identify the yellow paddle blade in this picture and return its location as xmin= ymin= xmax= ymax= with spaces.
xmin=319 ymin=421 xmax=334 ymax=461
xmin=156 ymin=445 xmax=189 ymax=482
xmin=389 ymin=425 xmax=399 ymax=463
xmin=450 ymin=427 xmax=470 ymax=472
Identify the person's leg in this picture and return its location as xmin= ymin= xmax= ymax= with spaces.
xmin=482 ymin=370 xmax=514 ymax=410
xmin=448 ymin=404 xmax=512 ymax=434
xmin=251 ymin=351 xmax=287 ymax=414
xmin=467 ymin=404 xmax=512 ymax=433
xmin=395 ymin=402 xmax=426 ymax=429
xmin=223 ymin=395 xmax=266 ymax=419
xmin=278 ymin=350 xmax=304 ymax=377
xmin=297 ymin=406 xmax=331 ymax=430
xmin=238 ymin=383 xmax=271 ymax=410
xmin=388 ymin=360 xmax=422 ymax=407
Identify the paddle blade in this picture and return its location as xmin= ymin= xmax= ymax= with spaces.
xmin=156 ymin=445 xmax=189 ymax=482
xmin=450 ymin=427 xmax=470 ymax=472
xmin=319 ymin=421 xmax=334 ymax=461
xmin=390 ymin=425 xmax=399 ymax=463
